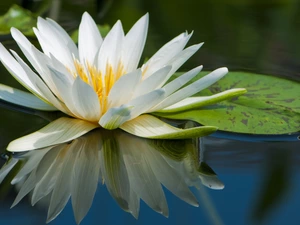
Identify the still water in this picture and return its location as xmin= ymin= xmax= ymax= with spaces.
xmin=0 ymin=0 xmax=300 ymax=225
xmin=1 ymin=108 xmax=299 ymax=225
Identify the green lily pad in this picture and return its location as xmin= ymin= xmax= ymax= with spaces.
xmin=155 ymin=72 xmax=300 ymax=135
xmin=70 ymin=24 xmax=110 ymax=43
xmin=0 ymin=5 xmax=37 ymax=36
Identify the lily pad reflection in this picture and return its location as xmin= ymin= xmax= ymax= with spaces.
xmin=0 ymin=129 xmax=224 ymax=224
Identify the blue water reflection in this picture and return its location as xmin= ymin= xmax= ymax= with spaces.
xmin=0 ymin=128 xmax=299 ymax=225
xmin=0 ymin=128 xmax=228 ymax=225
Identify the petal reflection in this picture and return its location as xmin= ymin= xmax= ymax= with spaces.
xmin=0 ymin=129 xmax=224 ymax=223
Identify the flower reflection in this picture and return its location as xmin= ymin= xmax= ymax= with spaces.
xmin=0 ymin=129 xmax=224 ymax=224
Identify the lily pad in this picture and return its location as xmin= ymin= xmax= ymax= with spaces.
xmin=155 ymin=72 xmax=300 ymax=135
xmin=0 ymin=5 xmax=37 ymax=36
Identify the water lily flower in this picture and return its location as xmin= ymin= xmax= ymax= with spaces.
xmin=0 ymin=129 xmax=223 ymax=224
xmin=0 ymin=12 xmax=246 ymax=151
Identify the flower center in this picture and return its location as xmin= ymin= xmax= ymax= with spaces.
xmin=73 ymin=60 xmax=125 ymax=113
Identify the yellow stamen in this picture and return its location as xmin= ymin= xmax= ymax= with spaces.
xmin=71 ymin=60 xmax=125 ymax=114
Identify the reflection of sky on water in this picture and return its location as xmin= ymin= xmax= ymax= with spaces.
xmin=2 ymin=173 xmax=300 ymax=225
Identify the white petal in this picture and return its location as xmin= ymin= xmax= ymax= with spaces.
xmin=128 ymin=189 xmax=140 ymax=218
xmin=120 ymin=114 xmax=217 ymax=139
xmin=100 ymin=136 xmax=131 ymax=212
xmin=48 ymin=53 xmax=75 ymax=82
xmin=31 ymin=145 xmax=66 ymax=205
xmin=122 ymin=144 xmax=169 ymax=216
xmin=0 ymin=43 xmax=40 ymax=96
xmin=118 ymin=131 xmax=199 ymax=207
xmin=11 ymin=30 xmax=67 ymax=99
xmin=12 ymin=28 xmax=72 ymax=96
xmin=0 ymin=158 xmax=18 ymax=184
xmin=33 ymin=27 xmax=49 ymax=54
xmin=47 ymin=66 xmax=72 ymax=98
xmin=158 ymin=88 xmax=247 ymax=113
xmin=71 ymin=135 xmax=100 ymax=224
xmin=141 ymin=44 xmax=202 ymax=91
xmin=149 ymin=66 xmax=202 ymax=112
xmin=107 ymin=69 xmax=142 ymax=108
xmin=46 ymin=17 xmax=79 ymax=59
xmin=0 ymin=84 xmax=57 ymax=111
xmin=11 ymin=49 xmax=59 ymax=105
xmin=165 ymin=43 xmax=203 ymax=79
xmin=133 ymin=66 xmax=171 ymax=98
xmin=11 ymin=51 xmax=69 ymax=112
xmin=11 ymin=147 xmax=52 ymax=185
xmin=7 ymin=117 xmax=98 ymax=151
xmin=127 ymin=89 xmax=165 ymax=118
xmin=99 ymin=105 xmax=132 ymax=130
xmin=11 ymin=170 xmax=37 ymax=208
xmin=34 ymin=18 xmax=76 ymax=71
xmin=47 ymin=67 xmax=81 ymax=118
xmin=163 ymin=65 xmax=203 ymax=96
xmin=72 ymin=76 xmax=101 ymax=121
xmin=11 ymin=28 xmax=44 ymax=76
xmin=122 ymin=13 xmax=148 ymax=72
xmin=28 ymin=46 xmax=67 ymax=97
xmin=78 ymin=12 xmax=103 ymax=66
xmin=154 ymin=67 xmax=228 ymax=110
xmin=144 ymin=146 xmax=198 ymax=206
xmin=97 ymin=20 xmax=124 ymax=75
xmin=142 ymin=32 xmax=192 ymax=79
xmin=100 ymin=89 xmax=165 ymax=129
xmin=15 ymin=44 xmax=74 ymax=112
xmin=47 ymin=143 xmax=77 ymax=223
xmin=98 ymin=150 xmax=103 ymax=182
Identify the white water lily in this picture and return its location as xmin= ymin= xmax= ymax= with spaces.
xmin=0 ymin=129 xmax=223 ymax=224
xmin=0 ymin=12 xmax=245 ymax=150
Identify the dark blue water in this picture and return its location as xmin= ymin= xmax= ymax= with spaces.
xmin=1 ymin=129 xmax=299 ymax=225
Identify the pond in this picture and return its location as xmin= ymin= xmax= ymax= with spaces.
xmin=0 ymin=0 xmax=299 ymax=225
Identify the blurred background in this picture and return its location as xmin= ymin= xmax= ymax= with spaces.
xmin=0 ymin=0 xmax=300 ymax=225
xmin=1 ymin=0 xmax=300 ymax=81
